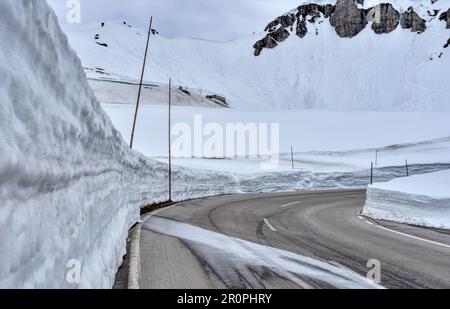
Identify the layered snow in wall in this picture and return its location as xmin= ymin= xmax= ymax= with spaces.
xmin=0 ymin=0 xmax=238 ymax=289
xmin=0 ymin=0 xmax=158 ymax=289
xmin=61 ymin=0 xmax=450 ymax=111
xmin=363 ymin=170 xmax=450 ymax=229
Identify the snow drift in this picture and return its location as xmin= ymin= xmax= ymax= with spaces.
xmin=363 ymin=170 xmax=450 ymax=229
xmin=0 ymin=0 xmax=237 ymax=288
xmin=62 ymin=0 xmax=450 ymax=111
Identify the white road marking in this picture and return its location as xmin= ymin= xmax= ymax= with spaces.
xmin=358 ymin=215 xmax=450 ymax=250
xmin=264 ymin=218 xmax=278 ymax=232
xmin=280 ymin=201 xmax=302 ymax=208
xmin=328 ymin=261 xmax=384 ymax=289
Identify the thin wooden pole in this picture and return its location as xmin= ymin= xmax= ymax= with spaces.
xmin=130 ymin=17 xmax=153 ymax=149
xmin=291 ymin=146 xmax=295 ymax=169
xmin=168 ymin=78 xmax=172 ymax=201
xmin=406 ymin=159 xmax=409 ymax=177
xmin=370 ymin=162 xmax=374 ymax=185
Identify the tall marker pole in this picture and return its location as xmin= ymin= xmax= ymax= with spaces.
xmin=370 ymin=162 xmax=374 ymax=185
xmin=291 ymin=146 xmax=295 ymax=170
xmin=130 ymin=17 xmax=153 ymax=149
xmin=168 ymin=78 xmax=173 ymax=201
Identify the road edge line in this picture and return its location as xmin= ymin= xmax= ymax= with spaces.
xmin=127 ymin=204 xmax=178 ymax=289
xmin=358 ymin=215 xmax=450 ymax=250
xmin=127 ymin=223 xmax=142 ymax=289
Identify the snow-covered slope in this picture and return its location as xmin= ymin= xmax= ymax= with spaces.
xmin=88 ymin=79 xmax=227 ymax=108
xmin=63 ymin=0 xmax=450 ymax=111
xmin=363 ymin=170 xmax=450 ymax=229
xmin=0 ymin=0 xmax=236 ymax=289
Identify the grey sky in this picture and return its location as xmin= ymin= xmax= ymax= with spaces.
xmin=47 ymin=0 xmax=300 ymax=41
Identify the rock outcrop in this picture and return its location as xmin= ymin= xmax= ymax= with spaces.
xmin=253 ymin=1 xmax=449 ymax=56
xmin=253 ymin=27 xmax=290 ymax=56
xmin=440 ymin=9 xmax=450 ymax=29
xmin=296 ymin=4 xmax=334 ymax=38
xmin=330 ymin=0 xmax=368 ymax=38
xmin=254 ymin=4 xmax=333 ymax=56
xmin=400 ymin=7 xmax=427 ymax=33
xmin=367 ymin=4 xmax=400 ymax=34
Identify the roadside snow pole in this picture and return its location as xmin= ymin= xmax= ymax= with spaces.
xmin=291 ymin=146 xmax=295 ymax=169
xmin=406 ymin=159 xmax=409 ymax=177
xmin=130 ymin=17 xmax=153 ymax=149
xmin=370 ymin=162 xmax=374 ymax=185
xmin=168 ymin=78 xmax=173 ymax=202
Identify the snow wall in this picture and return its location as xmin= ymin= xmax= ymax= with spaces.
xmin=363 ymin=170 xmax=450 ymax=229
xmin=0 ymin=0 xmax=237 ymax=288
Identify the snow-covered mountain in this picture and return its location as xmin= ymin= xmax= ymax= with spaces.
xmin=254 ymin=0 xmax=450 ymax=55
xmin=64 ymin=0 xmax=450 ymax=111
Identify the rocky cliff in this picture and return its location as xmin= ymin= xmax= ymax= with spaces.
xmin=440 ymin=8 xmax=450 ymax=29
xmin=254 ymin=0 xmax=449 ymax=56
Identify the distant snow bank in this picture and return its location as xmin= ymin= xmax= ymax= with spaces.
xmin=363 ymin=170 xmax=450 ymax=229
xmin=0 ymin=0 xmax=234 ymax=288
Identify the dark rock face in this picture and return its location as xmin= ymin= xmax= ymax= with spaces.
xmin=254 ymin=3 xmax=333 ymax=55
xmin=367 ymin=4 xmax=400 ymax=34
xmin=440 ymin=9 xmax=450 ymax=29
xmin=253 ymin=27 xmax=290 ymax=56
xmin=445 ymin=38 xmax=450 ymax=49
xmin=295 ymin=4 xmax=335 ymax=38
xmin=253 ymin=1 xmax=449 ymax=56
xmin=401 ymin=7 xmax=427 ymax=33
xmin=330 ymin=0 xmax=368 ymax=38
xmin=264 ymin=14 xmax=296 ymax=32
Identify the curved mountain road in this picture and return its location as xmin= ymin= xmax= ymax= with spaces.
xmin=140 ymin=190 xmax=450 ymax=289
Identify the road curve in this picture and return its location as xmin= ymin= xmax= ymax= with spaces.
xmin=140 ymin=189 xmax=450 ymax=289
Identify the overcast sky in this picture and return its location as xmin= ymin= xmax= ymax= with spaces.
xmin=47 ymin=0 xmax=300 ymax=41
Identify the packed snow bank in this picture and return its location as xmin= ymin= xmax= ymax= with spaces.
xmin=0 ymin=0 xmax=236 ymax=289
xmin=102 ymin=103 xmax=450 ymax=192
xmin=0 ymin=0 xmax=154 ymax=289
xmin=363 ymin=170 xmax=450 ymax=229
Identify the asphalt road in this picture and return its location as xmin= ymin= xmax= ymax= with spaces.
xmin=140 ymin=189 xmax=450 ymax=289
